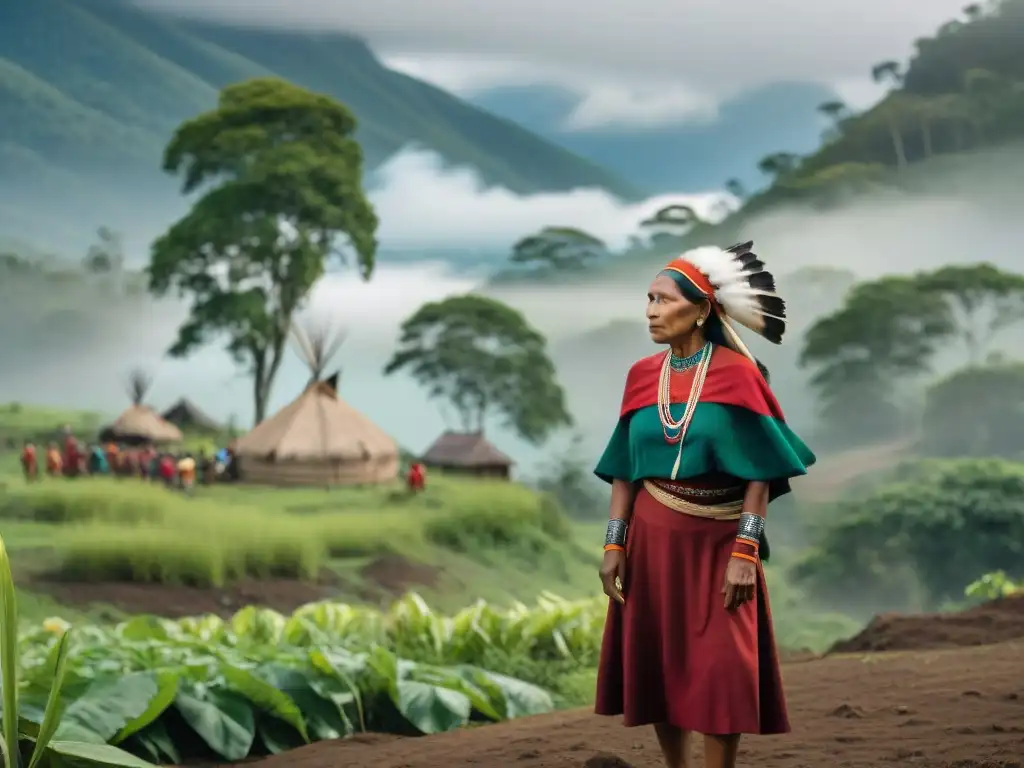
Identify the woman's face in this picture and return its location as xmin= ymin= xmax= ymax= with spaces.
xmin=646 ymin=274 xmax=707 ymax=344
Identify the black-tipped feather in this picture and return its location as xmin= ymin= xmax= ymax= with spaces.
xmin=747 ymin=271 xmax=775 ymax=291
xmin=741 ymin=258 xmax=765 ymax=273
xmin=760 ymin=315 xmax=786 ymax=344
xmin=727 ymin=241 xmax=754 ymax=255
xmin=757 ymin=294 xmax=787 ymax=319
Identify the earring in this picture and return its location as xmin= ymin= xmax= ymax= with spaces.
xmin=696 ymin=317 xmax=705 ymax=327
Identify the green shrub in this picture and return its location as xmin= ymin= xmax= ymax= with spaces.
xmin=791 ymin=458 xmax=1024 ymax=611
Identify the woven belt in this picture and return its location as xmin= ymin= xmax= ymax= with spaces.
xmin=642 ymin=479 xmax=744 ymax=520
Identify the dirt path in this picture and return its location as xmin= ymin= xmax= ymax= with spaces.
xmin=237 ymin=640 xmax=1024 ymax=768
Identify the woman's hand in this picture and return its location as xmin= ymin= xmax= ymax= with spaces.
xmin=599 ymin=549 xmax=626 ymax=604
xmin=722 ymin=556 xmax=757 ymax=610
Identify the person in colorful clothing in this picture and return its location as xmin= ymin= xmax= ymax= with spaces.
xmin=21 ymin=441 xmax=38 ymax=482
xmin=594 ymin=242 xmax=815 ymax=768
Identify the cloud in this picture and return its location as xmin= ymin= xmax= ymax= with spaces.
xmin=369 ymin=148 xmax=731 ymax=250
xmin=142 ymin=0 xmax=971 ymax=127
xmin=380 ymin=54 xmax=719 ymax=130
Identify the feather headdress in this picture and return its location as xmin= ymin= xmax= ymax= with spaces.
xmin=660 ymin=240 xmax=786 ymax=360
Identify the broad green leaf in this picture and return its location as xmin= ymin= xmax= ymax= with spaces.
xmin=47 ymin=740 xmax=156 ymax=767
xmin=174 ymin=686 xmax=255 ymax=760
xmin=56 ymin=673 xmax=160 ymax=743
xmin=0 ymin=535 xmax=19 ymax=768
xmin=28 ymin=630 xmax=72 ymax=768
xmin=221 ymin=667 xmax=308 ymax=742
xmin=116 ymin=617 xmax=170 ymax=643
xmin=112 ymin=673 xmax=179 ymax=744
xmin=128 ymin=721 xmax=179 ymax=765
xmin=393 ymin=681 xmax=470 ymax=734
xmin=473 ymin=670 xmax=553 ymax=718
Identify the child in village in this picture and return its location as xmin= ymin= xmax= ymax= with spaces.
xmin=177 ymin=454 xmax=196 ymax=493
xmin=45 ymin=442 xmax=62 ymax=478
xmin=20 ymin=441 xmax=38 ymax=482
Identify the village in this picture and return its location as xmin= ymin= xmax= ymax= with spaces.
xmin=15 ymin=328 xmax=516 ymax=492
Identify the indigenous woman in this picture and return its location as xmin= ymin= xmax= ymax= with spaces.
xmin=594 ymin=242 xmax=815 ymax=768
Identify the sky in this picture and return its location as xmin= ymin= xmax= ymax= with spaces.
xmin=140 ymin=0 xmax=973 ymax=128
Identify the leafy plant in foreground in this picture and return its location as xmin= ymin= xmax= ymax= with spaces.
xmin=0 ymin=535 xmax=153 ymax=767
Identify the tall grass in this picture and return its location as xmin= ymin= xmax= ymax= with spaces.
xmin=2 ymin=478 xmax=575 ymax=589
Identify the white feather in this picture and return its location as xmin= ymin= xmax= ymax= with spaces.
xmin=682 ymin=246 xmax=775 ymax=331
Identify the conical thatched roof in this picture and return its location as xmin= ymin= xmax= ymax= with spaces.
xmin=234 ymin=317 xmax=398 ymax=484
xmin=234 ymin=379 xmax=398 ymax=462
xmin=102 ymin=370 xmax=182 ymax=444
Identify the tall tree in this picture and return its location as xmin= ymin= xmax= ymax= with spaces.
xmin=916 ymin=263 xmax=1024 ymax=362
xmin=757 ymin=152 xmax=800 ymax=181
xmin=638 ymin=203 xmax=701 ymax=245
xmin=800 ymin=276 xmax=955 ymax=440
xmin=509 ymin=226 xmax=607 ymax=271
xmin=383 ymin=294 xmax=572 ymax=444
xmin=871 ymin=61 xmax=909 ymax=169
xmin=147 ymin=78 xmax=378 ymax=424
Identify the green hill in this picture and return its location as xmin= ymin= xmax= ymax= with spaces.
xmin=0 ymin=0 xmax=640 ymax=205
xmin=493 ymin=0 xmax=1024 ymax=285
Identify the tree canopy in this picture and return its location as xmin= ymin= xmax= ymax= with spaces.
xmin=383 ymin=294 xmax=572 ymax=444
xmin=147 ymin=78 xmax=378 ymax=424
xmin=509 ymin=227 xmax=608 ymax=271
xmin=792 ymin=458 xmax=1024 ymax=611
xmin=920 ymin=363 xmax=1024 ymax=458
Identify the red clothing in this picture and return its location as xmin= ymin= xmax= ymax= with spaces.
xmin=594 ymin=486 xmax=789 ymax=735
xmin=159 ymin=457 xmax=175 ymax=481
xmin=21 ymin=446 xmax=37 ymax=478
xmin=406 ymin=463 xmax=426 ymax=491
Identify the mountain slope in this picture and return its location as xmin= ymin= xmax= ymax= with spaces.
xmin=470 ymin=81 xmax=837 ymax=193
xmin=0 ymin=0 xmax=641 ymax=211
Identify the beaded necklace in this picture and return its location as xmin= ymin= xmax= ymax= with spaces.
xmin=657 ymin=342 xmax=714 ymax=480
xmin=669 ymin=347 xmax=705 ymax=372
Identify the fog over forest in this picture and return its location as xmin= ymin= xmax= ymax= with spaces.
xmin=3 ymin=141 xmax=1023 ymax=476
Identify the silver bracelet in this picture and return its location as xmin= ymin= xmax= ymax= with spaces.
xmin=736 ymin=512 xmax=764 ymax=544
xmin=605 ymin=518 xmax=628 ymax=548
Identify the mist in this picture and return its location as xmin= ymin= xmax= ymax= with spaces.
xmin=4 ymin=143 xmax=1024 ymax=473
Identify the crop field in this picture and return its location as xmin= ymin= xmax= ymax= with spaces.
xmin=15 ymin=590 xmax=602 ymax=764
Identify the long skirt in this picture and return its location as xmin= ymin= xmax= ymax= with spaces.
xmin=594 ymin=486 xmax=790 ymax=735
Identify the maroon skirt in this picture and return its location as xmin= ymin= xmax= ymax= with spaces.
xmin=594 ymin=485 xmax=789 ymax=735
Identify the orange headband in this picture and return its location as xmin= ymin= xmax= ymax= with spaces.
xmin=660 ymin=259 xmax=719 ymax=307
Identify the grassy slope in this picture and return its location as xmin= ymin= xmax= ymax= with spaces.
xmin=0 ymin=0 xmax=639 ymax=198
xmin=0 ymin=405 xmax=859 ymax=651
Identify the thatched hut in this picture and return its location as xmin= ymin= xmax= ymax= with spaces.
xmin=233 ymin=320 xmax=399 ymax=486
xmin=162 ymin=398 xmax=221 ymax=433
xmin=100 ymin=370 xmax=183 ymax=445
xmin=421 ymin=431 xmax=514 ymax=480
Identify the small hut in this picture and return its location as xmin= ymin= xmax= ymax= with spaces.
xmin=233 ymin=319 xmax=400 ymax=487
xmin=421 ymin=431 xmax=514 ymax=480
xmin=162 ymin=398 xmax=221 ymax=433
xmin=100 ymin=370 xmax=183 ymax=445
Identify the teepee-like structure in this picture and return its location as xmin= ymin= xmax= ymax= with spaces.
xmin=100 ymin=370 xmax=183 ymax=445
xmin=233 ymin=318 xmax=400 ymax=487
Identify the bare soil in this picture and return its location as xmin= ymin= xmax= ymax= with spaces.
xmin=230 ymin=640 xmax=1024 ymax=767
xmin=216 ymin=597 xmax=1024 ymax=768
xmin=30 ymin=576 xmax=338 ymax=617
xmin=28 ymin=553 xmax=441 ymax=617
xmin=830 ymin=595 xmax=1024 ymax=653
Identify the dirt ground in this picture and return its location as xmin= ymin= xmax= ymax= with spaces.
xmin=27 ymin=553 xmax=440 ymax=617
xmin=239 ymin=640 xmax=1024 ymax=768
xmin=217 ymin=595 xmax=1024 ymax=768
xmin=830 ymin=595 xmax=1024 ymax=653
